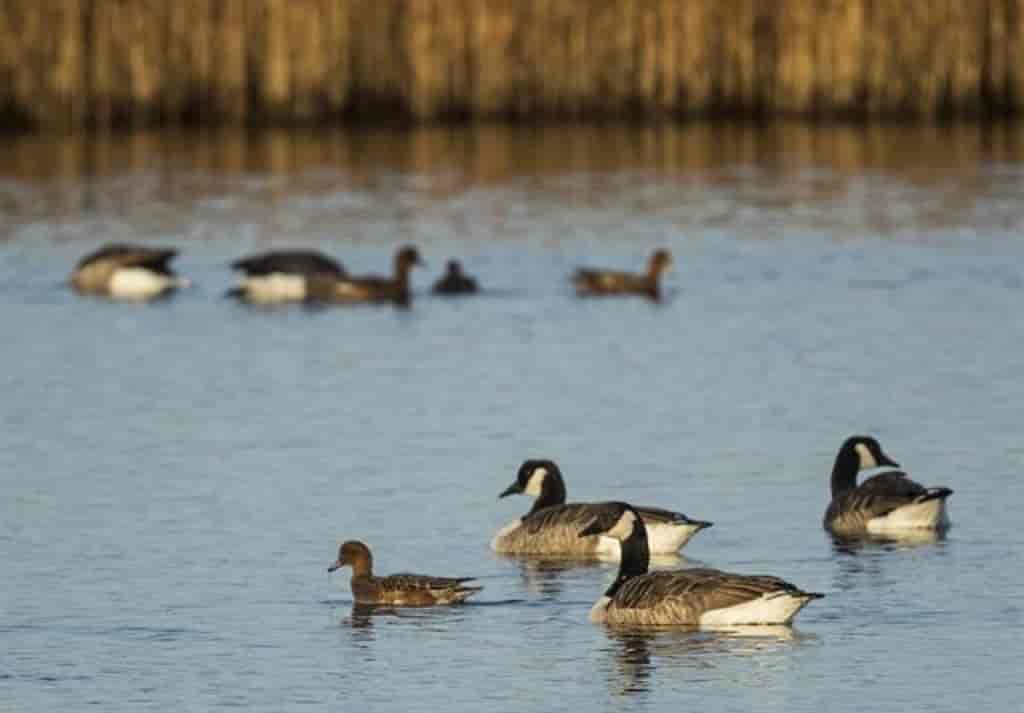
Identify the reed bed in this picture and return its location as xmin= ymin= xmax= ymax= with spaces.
xmin=2 ymin=0 xmax=1023 ymax=130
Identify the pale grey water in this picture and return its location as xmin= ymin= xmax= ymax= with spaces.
xmin=2 ymin=126 xmax=1023 ymax=712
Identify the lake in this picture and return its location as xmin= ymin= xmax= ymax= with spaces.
xmin=2 ymin=124 xmax=1023 ymax=712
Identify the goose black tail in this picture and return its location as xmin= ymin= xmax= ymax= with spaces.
xmin=920 ymin=487 xmax=954 ymax=502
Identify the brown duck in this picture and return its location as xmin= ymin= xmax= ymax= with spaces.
xmin=327 ymin=541 xmax=481 ymax=606
xmin=71 ymin=243 xmax=189 ymax=301
xmin=310 ymin=245 xmax=423 ymax=306
xmin=572 ymin=249 xmax=673 ymax=300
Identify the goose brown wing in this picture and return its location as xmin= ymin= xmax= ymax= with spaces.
xmin=632 ymin=505 xmax=689 ymax=524
xmin=78 ymin=244 xmax=177 ymax=272
xmin=232 ymin=250 xmax=344 ymax=277
xmin=522 ymin=503 xmax=603 ymax=534
xmin=858 ymin=471 xmax=927 ymax=496
xmin=612 ymin=569 xmax=803 ymax=610
xmin=829 ymin=471 xmax=929 ymax=522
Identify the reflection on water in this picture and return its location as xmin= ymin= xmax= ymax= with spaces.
xmin=4 ymin=124 xmax=1024 ymax=240
xmin=831 ymin=529 xmax=946 ymax=555
xmin=3 ymin=122 xmax=1023 ymax=713
xmin=602 ymin=626 xmax=805 ymax=697
xmin=499 ymin=553 xmax=691 ymax=598
xmin=830 ymin=533 xmax=949 ymax=595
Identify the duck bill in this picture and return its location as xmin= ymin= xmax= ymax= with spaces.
xmin=578 ymin=521 xmax=606 ymax=538
xmin=327 ymin=561 xmax=342 ymax=573
xmin=498 ymin=482 xmax=521 ymax=498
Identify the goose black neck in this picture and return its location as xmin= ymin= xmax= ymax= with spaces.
xmin=606 ymin=520 xmax=650 ymax=597
xmin=527 ymin=468 xmax=567 ymax=515
xmin=831 ymin=444 xmax=860 ymax=497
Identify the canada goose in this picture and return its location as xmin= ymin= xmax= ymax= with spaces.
xmin=319 ymin=245 xmax=424 ymax=306
xmin=572 ymin=249 xmax=673 ymax=300
xmin=70 ymin=243 xmax=189 ymax=301
xmin=327 ymin=541 xmax=481 ymax=606
xmin=492 ymin=459 xmax=711 ymax=557
xmin=579 ymin=503 xmax=823 ymax=627
xmin=824 ymin=436 xmax=953 ymax=537
xmin=228 ymin=249 xmax=345 ymax=303
xmin=431 ymin=259 xmax=479 ymax=295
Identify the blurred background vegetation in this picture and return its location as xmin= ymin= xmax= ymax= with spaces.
xmin=2 ymin=0 xmax=1023 ymax=131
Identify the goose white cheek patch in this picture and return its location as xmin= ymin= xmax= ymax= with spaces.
xmin=524 ymin=468 xmax=548 ymax=496
xmin=854 ymin=443 xmax=878 ymax=469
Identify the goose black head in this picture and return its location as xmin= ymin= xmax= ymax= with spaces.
xmin=842 ymin=435 xmax=899 ymax=471
xmin=499 ymin=459 xmax=561 ymax=498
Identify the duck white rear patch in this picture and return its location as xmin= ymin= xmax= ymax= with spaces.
xmin=524 ymin=467 xmax=548 ymax=496
xmin=242 ymin=273 xmax=307 ymax=303
xmin=699 ymin=593 xmax=811 ymax=628
xmin=854 ymin=443 xmax=878 ymax=470
xmin=867 ymin=499 xmax=949 ymax=532
xmin=109 ymin=268 xmax=175 ymax=300
xmin=646 ymin=521 xmax=703 ymax=553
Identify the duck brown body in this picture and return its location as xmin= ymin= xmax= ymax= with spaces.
xmin=328 ymin=541 xmax=481 ymax=606
xmin=310 ymin=245 xmax=423 ymax=306
xmin=573 ymin=249 xmax=673 ymax=300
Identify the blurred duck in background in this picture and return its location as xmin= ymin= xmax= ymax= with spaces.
xmin=318 ymin=244 xmax=424 ymax=307
xmin=573 ymin=248 xmax=673 ymax=301
xmin=227 ymin=249 xmax=345 ymax=304
xmin=431 ymin=259 xmax=479 ymax=296
xmin=71 ymin=243 xmax=189 ymax=301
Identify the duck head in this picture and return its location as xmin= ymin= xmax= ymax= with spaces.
xmin=327 ymin=540 xmax=373 ymax=576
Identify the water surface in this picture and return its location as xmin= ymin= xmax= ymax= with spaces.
xmin=2 ymin=125 xmax=1023 ymax=712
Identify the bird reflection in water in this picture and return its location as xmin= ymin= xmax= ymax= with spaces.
xmin=830 ymin=529 xmax=947 ymax=593
xmin=343 ymin=603 xmax=473 ymax=645
xmin=602 ymin=626 xmax=804 ymax=697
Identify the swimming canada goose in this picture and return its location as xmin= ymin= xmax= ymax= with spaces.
xmin=431 ymin=259 xmax=479 ymax=295
xmin=320 ymin=245 xmax=424 ymax=306
xmin=824 ymin=436 xmax=953 ymax=537
xmin=579 ymin=503 xmax=823 ymax=627
xmin=71 ymin=243 xmax=189 ymax=301
xmin=327 ymin=540 xmax=481 ymax=606
xmin=572 ymin=249 xmax=673 ymax=300
xmin=492 ymin=459 xmax=711 ymax=557
xmin=228 ymin=249 xmax=345 ymax=303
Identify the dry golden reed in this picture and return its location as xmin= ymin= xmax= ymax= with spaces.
xmin=2 ymin=0 xmax=1022 ymax=129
